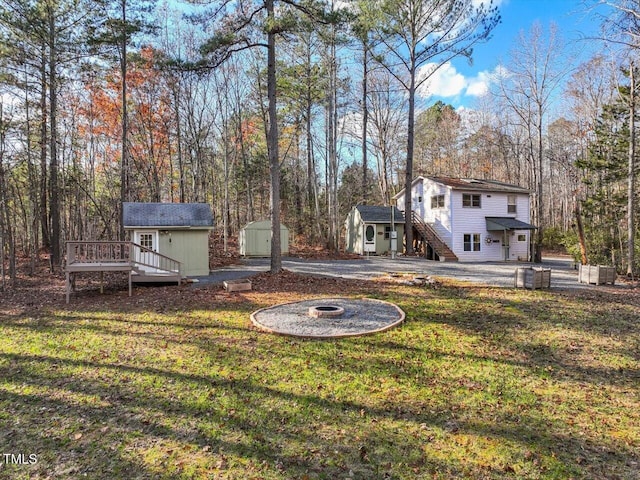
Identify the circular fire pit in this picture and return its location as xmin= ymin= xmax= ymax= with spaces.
xmin=250 ymin=298 xmax=405 ymax=338
xmin=308 ymin=305 xmax=345 ymax=318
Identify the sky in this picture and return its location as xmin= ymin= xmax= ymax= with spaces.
xmin=419 ymin=0 xmax=611 ymax=108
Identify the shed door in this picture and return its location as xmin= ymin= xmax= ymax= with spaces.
xmin=364 ymin=224 xmax=376 ymax=253
xmin=134 ymin=230 xmax=160 ymax=271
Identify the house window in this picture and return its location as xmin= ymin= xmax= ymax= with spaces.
xmin=518 ymin=234 xmax=527 ymax=242
xmin=463 ymin=234 xmax=481 ymax=252
xmin=431 ymin=194 xmax=445 ymax=209
xmin=508 ymin=195 xmax=517 ymax=214
xmin=462 ymin=194 xmax=481 ymax=208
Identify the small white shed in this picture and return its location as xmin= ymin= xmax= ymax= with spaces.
xmin=239 ymin=220 xmax=289 ymax=257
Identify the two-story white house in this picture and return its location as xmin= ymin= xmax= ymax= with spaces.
xmin=394 ymin=177 xmax=537 ymax=262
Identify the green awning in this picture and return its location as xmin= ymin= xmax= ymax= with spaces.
xmin=485 ymin=217 xmax=537 ymax=231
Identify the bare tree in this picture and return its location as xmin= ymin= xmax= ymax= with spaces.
xmin=497 ymin=22 xmax=568 ymax=262
xmin=372 ymin=0 xmax=499 ymax=253
xmin=196 ymin=0 xmax=335 ymax=272
xmin=367 ymin=68 xmax=405 ymax=204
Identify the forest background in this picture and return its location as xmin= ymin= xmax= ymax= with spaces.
xmin=0 ymin=0 xmax=639 ymax=285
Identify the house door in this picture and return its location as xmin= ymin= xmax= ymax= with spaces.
xmin=364 ymin=224 xmax=376 ymax=253
xmin=502 ymin=231 xmax=510 ymax=261
xmin=134 ymin=231 xmax=160 ymax=271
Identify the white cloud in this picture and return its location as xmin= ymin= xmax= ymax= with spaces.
xmin=416 ymin=62 xmax=505 ymax=100
xmin=466 ymin=71 xmax=491 ymax=96
xmin=417 ymin=63 xmax=467 ymax=98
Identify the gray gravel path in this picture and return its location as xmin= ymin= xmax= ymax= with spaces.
xmin=194 ymin=255 xmax=588 ymax=290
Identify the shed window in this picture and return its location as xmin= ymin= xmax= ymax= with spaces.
xmin=384 ymin=226 xmax=392 ymax=239
xmin=139 ymin=233 xmax=154 ymax=250
xmin=431 ymin=194 xmax=445 ymax=209
xmin=462 ymin=194 xmax=481 ymax=208
xmin=463 ymin=233 xmax=481 ymax=252
xmin=508 ymin=195 xmax=517 ymax=214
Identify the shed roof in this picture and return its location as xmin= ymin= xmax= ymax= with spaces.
xmin=123 ymin=202 xmax=213 ymax=228
xmin=356 ymin=205 xmax=405 ymax=224
xmin=241 ymin=220 xmax=289 ymax=231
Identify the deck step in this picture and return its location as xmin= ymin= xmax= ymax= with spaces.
xmin=131 ymin=272 xmax=182 ymax=284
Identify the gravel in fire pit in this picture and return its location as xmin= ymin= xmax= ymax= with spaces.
xmin=250 ymin=297 xmax=405 ymax=338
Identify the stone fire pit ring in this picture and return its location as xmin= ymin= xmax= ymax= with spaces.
xmin=250 ymin=297 xmax=405 ymax=338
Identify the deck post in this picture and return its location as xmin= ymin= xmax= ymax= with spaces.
xmin=66 ymin=271 xmax=70 ymax=304
xmin=129 ymin=271 xmax=132 ymax=296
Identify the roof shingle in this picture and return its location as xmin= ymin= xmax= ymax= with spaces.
xmin=356 ymin=205 xmax=405 ymax=223
xmin=123 ymin=203 xmax=213 ymax=228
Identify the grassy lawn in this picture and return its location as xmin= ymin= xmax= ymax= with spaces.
xmin=0 ymin=272 xmax=638 ymax=479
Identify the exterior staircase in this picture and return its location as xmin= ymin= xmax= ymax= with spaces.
xmin=411 ymin=212 xmax=458 ymax=262
xmin=128 ymin=242 xmax=182 ymax=284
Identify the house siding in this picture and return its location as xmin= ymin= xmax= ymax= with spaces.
xmin=239 ymin=221 xmax=289 ymax=257
xmin=159 ymin=230 xmax=210 ymax=276
xmin=396 ymin=177 xmax=533 ymax=262
xmin=422 ymin=181 xmax=453 ymax=246
xmin=451 ymin=189 xmax=531 ymax=262
xmin=395 ymin=179 xmax=426 ymax=220
xmin=344 ymin=209 xmax=364 ymax=254
xmin=344 ymin=207 xmax=404 ymax=255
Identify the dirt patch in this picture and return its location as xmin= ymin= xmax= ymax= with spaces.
xmin=0 ymin=255 xmax=373 ymax=316
xmin=208 ymin=231 xmax=361 ymax=267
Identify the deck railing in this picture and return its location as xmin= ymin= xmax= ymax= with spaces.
xmin=67 ymin=241 xmax=131 ymax=265
xmin=66 ymin=241 xmax=181 ymax=276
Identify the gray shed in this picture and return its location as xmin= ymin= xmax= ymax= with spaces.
xmin=344 ymin=205 xmax=405 ymax=255
xmin=239 ymin=220 xmax=289 ymax=257
xmin=123 ymin=202 xmax=213 ymax=276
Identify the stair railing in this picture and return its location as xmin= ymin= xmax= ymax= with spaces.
xmin=130 ymin=243 xmax=181 ymax=276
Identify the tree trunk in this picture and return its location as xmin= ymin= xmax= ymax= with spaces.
xmin=326 ymin=37 xmax=338 ymax=252
xmin=404 ymin=65 xmax=416 ymax=255
xmin=628 ymin=61 xmax=636 ymax=277
xmin=120 ymin=0 xmax=129 ymax=241
xmin=575 ymin=200 xmax=588 ymax=265
xmin=0 ymin=110 xmax=14 ymax=285
xmin=48 ymin=5 xmax=61 ymax=269
xmin=40 ymin=49 xmax=50 ymax=251
xmin=172 ymin=80 xmax=185 ymax=203
xmin=362 ymin=40 xmax=368 ymax=204
xmin=534 ymin=104 xmax=544 ymax=263
xmin=267 ymin=0 xmax=282 ymax=273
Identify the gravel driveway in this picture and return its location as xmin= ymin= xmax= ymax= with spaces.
xmin=195 ymin=255 xmax=588 ymax=290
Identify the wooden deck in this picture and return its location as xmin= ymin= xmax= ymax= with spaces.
xmin=65 ymin=241 xmax=182 ymax=303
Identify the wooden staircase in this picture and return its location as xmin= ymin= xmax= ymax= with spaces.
xmin=411 ymin=212 xmax=458 ymax=262
xmin=128 ymin=242 xmax=182 ymax=284
xmin=65 ymin=241 xmax=182 ymax=302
